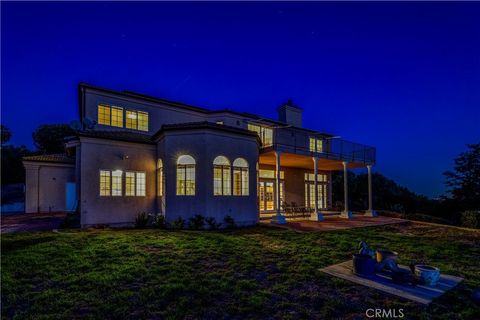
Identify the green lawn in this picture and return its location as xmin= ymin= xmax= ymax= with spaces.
xmin=2 ymin=222 xmax=479 ymax=319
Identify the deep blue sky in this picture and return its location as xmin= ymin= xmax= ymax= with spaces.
xmin=2 ymin=2 xmax=479 ymax=198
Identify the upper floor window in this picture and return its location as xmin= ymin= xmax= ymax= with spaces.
xmin=111 ymin=107 xmax=123 ymax=127
xmin=126 ymin=110 xmax=149 ymax=132
xmin=248 ymin=123 xmax=273 ymax=146
xmin=98 ymin=104 xmax=124 ymax=128
xmin=213 ymin=156 xmax=231 ymax=196
xmin=157 ymin=159 xmax=164 ymax=196
xmin=233 ymin=158 xmax=249 ymax=196
xmin=176 ymin=155 xmax=195 ymax=196
xmin=309 ymin=137 xmax=323 ymax=153
xmin=99 ymin=170 xmax=122 ymax=196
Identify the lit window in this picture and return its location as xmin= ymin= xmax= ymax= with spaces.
xmin=99 ymin=170 xmax=111 ymax=196
xmin=111 ymin=106 xmax=124 ymax=127
xmin=248 ymin=123 xmax=273 ymax=146
xmin=258 ymin=169 xmax=284 ymax=179
xmin=136 ymin=172 xmax=146 ymax=196
xmin=126 ymin=110 xmax=138 ymax=129
xmin=216 ymin=121 xmax=224 ymax=125
xmin=233 ymin=158 xmax=249 ymax=196
xmin=157 ymin=159 xmax=164 ymax=196
xmin=309 ymin=137 xmax=323 ymax=153
xmin=304 ymin=172 xmax=328 ymax=209
xmin=125 ymin=171 xmax=146 ymax=196
xmin=138 ymin=111 xmax=149 ymax=131
xmin=112 ymin=170 xmax=123 ymax=196
xmin=213 ymin=156 xmax=231 ymax=196
xmin=125 ymin=110 xmax=149 ymax=131
xmin=125 ymin=172 xmax=135 ymax=196
xmin=98 ymin=104 xmax=111 ymax=125
xmin=176 ymin=155 xmax=195 ymax=196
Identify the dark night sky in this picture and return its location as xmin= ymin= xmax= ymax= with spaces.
xmin=2 ymin=2 xmax=479 ymax=198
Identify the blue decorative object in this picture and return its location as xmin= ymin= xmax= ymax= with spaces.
xmin=352 ymin=254 xmax=377 ymax=276
xmin=359 ymin=241 xmax=375 ymax=258
xmin=414 ymin=265 xmax=441 ymax=286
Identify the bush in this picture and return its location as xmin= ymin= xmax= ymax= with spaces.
xmin=205 ymin=217 xmax=221 ymax=230
xmin=460 ymin=211 xmax=480 ymax=229
xmin=134 ymin=212 xmax=148 ymax=228
xmin=188 ymin=214 xmax=205 ymax=230
xmin=152 ymin=214 xmax=166 ymax=229
xmin=59 ymin=213 xmax=80 ymax=229
xmin=223 ymin=215 xmax=236 ymax=229
xmin=171 ymin=217 xmax=186 ymax=230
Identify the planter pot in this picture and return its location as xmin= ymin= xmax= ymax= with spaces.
xmin=376 ymin=249 xmax=398 ymax=263
xmin=415 ymin=265 xmax=440 ymax=286
xmin=353 ymin=254 xmax=376 ymax=276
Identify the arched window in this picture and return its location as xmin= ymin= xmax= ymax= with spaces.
xmin=233 ymin=158 xmax=249 ymax=196
xmin=177 ymin=155 xmax=195 ymax=195
xmin=213 ymin=156 xmax=231 ymax=196
xmin=157 ymin=159 xmax=164 ymax=196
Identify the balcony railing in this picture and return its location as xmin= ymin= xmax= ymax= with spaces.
xmin=262 ymin=134 xmax=376 ymax=165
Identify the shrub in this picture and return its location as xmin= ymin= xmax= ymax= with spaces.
xmin=205 ymin=217 xmax=221 ymax=230
xmin=152 ymin=214 xmax=166 ymax=229
xmin=59 ymin=213 xmax=80 ymax=229
xmin=134 ymin=212 xmax=148 ymax=229
xmin=223 ymin=215 xmax=236 ymax=229
xmin=188 ymin=214 xmax=205 ymax=230
xmin=460 ymin=211 xmax=480 ymax=229
xmin=171 ymin=217 xmax=186 ymax=230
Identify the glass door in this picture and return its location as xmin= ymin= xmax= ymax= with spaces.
xmin=265 ymin=181 xmax=274 ymax=211
xmin=259 ymin=181 xmax=281 ymax=212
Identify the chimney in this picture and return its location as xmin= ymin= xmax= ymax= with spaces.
xmin=277 ymin=99 xmax=303 ymax=127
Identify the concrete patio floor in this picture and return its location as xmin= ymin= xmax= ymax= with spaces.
xmin=263 ymin=215 xmax=408 ymax=231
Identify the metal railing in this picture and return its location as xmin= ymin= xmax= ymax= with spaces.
xmin=261 ymin=129 xmax=376 ymax=165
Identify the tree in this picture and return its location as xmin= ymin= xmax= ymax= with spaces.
xmin=32 ymin=124 xmax=76 ymax=154
xmin=1 ymin=145 xmax=35 ymax=186
xmin=1 ymin=125 xmax=12 ymax=144
xmin=332 ymin=171 xmax=435 ymax=214
xmin=443 ymin=143 xmax=480 ymax=210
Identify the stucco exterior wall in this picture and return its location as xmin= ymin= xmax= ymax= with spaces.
xmin=24 ymin=162 xmax=75 ymax=213
xmin=78 ymin=138 xmax=157 ymax=227
xmin=83 ymin=88 xmax=207 ymax=135
xmin=159 ymin=129 xmax=259 ymax=226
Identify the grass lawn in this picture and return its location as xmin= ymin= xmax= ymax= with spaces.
xmin=2 ymin=222 xmax=480 ymax=319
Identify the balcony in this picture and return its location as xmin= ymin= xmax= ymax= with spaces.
xmin=259 ymin=127 xmax=376 ymax=166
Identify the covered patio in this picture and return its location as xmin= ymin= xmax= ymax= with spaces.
xmin=258 ymin=141 xmax=377 ymax=224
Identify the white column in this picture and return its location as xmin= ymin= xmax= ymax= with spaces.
xmin=271 ymin=151 xmax=286 ymax=224
xmin=310 ymin=157 xmax=324 ymax=221
xmin=365 ymin=165 xmax=377 ymax=217
xmin=341 ymin=161 xmax=352 ymax=219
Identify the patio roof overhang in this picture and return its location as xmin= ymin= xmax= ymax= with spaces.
xmin=259 ymin=150 xmax=368 ymax=170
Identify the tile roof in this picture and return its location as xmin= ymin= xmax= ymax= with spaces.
xmin=78 ymin=83 xmax=333 ymax=136
xmin=23 ymin=154 xmax=75 ymax=164
xmin=75 ymin=130 xmax=155 ymax=145
xmin=152 ymin=121 xmax=260 ymax=141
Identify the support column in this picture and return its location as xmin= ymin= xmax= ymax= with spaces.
xmin=341 ymin=161 xmax=352 ymax=219
xmin=271 ymin=151 xmax=286 ymax=224
xmin=365 ymin=165 xmax=377 ymax=217
xmin=310 ymin=157 xmax=324 ymax=221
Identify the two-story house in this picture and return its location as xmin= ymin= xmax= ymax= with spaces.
xmin=23 ymin=83 xmax=377 ymax=227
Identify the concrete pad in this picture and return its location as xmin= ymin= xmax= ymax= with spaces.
xmin=262 ymin=215 xmax=407 ymax=232
xmin=320 ymin=260 xmax=463 ymax=305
